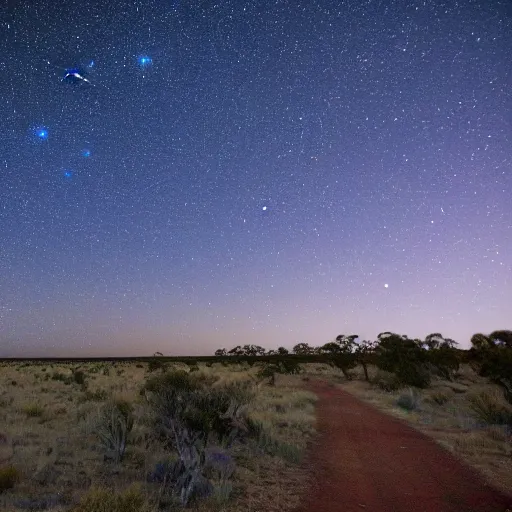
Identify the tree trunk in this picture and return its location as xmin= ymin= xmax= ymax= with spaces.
xmin=362 ymin=362 xmax=369 ymax=382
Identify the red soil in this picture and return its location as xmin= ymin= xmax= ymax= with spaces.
xmin=295 ymin=380 xmax=512 ymax=512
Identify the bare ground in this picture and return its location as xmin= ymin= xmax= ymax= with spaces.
xmin=294 ymin=380 xmax=512 ymax=512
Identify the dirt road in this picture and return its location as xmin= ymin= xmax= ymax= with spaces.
xmin=295 ymin=380 xmax=512 ymax=512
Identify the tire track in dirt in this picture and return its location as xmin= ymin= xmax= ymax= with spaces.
xmin=295 ymin=380 xmax=512 ymax=512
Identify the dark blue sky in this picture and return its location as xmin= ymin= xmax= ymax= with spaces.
xmin=1 ymin=0 xmax=510 ymax=356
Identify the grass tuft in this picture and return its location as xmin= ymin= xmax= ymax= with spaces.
xmin=467 ymin=391 xmax=512 ymax=426
xmin=71 ymin=484 xmax=151 ymax=512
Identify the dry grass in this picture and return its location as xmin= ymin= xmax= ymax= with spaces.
xmin=0 ymin=361 xmax=316 ymax=511
xmin=336 ymin=364 xmax=512 ymax=494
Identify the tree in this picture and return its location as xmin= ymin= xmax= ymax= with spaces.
xmin=238 ymin=345 xmax=266 ymax=356
xmin=257 ymin=359 xmax=302 ymax=386
xmin=292 ymin=343 xmax=313 ymax=355
xmin=214 ymin=348 xmax=227 ymax=357
xmin=375 ymin=332 xmax=430 ymax=388
xmin=470 ymin=333 xmax=492 ymax=350
xmin=320 ymin=334 xmax=359 ymax=380
xmin=354 ymin=340 xmax=378 ymax=381
xmin=227 ymin=346 xmax=244 ymax=356
xmin=470 ymin=330 xmax=512 ymax=404
xmin=424 ymin=333 xmax=460 ymax=381
xmin=489 ymin=330 xmax=512 ymax=349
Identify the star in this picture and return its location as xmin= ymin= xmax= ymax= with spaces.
xmin=34 ymin=127 xmax=49 ymax=140
xmin=138 ymin=56 xmax=152 ymax=67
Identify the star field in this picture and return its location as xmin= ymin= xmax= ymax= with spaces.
xmin=0 ymin=0 xmax=510 ymax=356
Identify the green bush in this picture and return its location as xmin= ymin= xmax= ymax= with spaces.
xmin=0 ymin=466 xmax=20 ymax=493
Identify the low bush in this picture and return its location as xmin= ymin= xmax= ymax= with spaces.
xmin=72 ymin=370 xmax=87 ymax=386
xmin=371 ymin=370 xmax=402 ymax=392
xmin=71 ymin=485 xmax=151 ymax=512
xmin=22 ymin=403 xmax=44 ymax=418
xmin=0 ymin=466 xmax=20 ymax=493
xmin=143 ymin=370 xmax=253 ymax=506
xmin=428 ymin=391 xmax=451 ymax=405
xmin=79 ymin=389 xmax=109 ymax=403
xmin=396 ymin=389 xmax=421 ymax=411
xmin=93 ymin=400 xmax=134 ymax=463
xmin=467 ymin=391 xmax=512 ymax=426
xmin=51 ymin=372 xmax=68 ymax=382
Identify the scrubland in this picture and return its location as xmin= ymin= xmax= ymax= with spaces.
xmin=0 ymin=357 xmax=511 ymax=511
xmin=0 ymin=361 xmax=316 ymax=512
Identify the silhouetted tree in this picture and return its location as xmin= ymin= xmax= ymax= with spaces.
xmin=424 ymin=333 xmax=460 ymax=381
xmin=321 ymin=334 xmax=359 ymax=380
xmin=214 ymin=348 xmax=227 ymax=356
xmin=376 ymin=332 xmax=430 ymax=388
xmin=257 ymin=359 xmax=302 ymax=386
xmin=292 ymin=342 xmax=314 ymax=355
xmin=354 ymin=340 xmax=378 ymax=381
xmin=489 ymin=330 xmax=512 ymax=349
xmin=470 ymin=330 xmax=512 ymax=404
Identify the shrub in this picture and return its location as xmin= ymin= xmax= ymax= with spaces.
xmin=51 ymin=372 xmax=67 ymax=382
xmin=147 ymin=359 xmax=167 ymax=373
xmin=467 ymin=391 xmax=512 ymax=426
xmin=0 ymin=466 xmax=20 ymax=493
xmin=143 ymin=371 xmax=252 ymax=506
xmin=429 ymin=391 xmax=450 ymax=405
xmin=371 ymin=371 xmax=402 ymax=392
xmin=396 ymin=389 xmax=421 ymax=411
xmin=79 ymin=389 xmax=109 ymax=403
xmin=71 ymin=484 xmax=150 ymax=512
xmin=22 ymin=403 xmax=44 ymax=418
xmin=93 ymin=400 xmax=134 ymax=463
xmin=72 ymin=370 xmax=86 ymax=386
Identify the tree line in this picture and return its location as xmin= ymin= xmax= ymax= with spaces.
xmin=214 ymin=330 xmax=512 ymax=402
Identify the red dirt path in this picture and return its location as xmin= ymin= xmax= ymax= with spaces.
xmin=295 ymin=380 xmax=512 ymax=512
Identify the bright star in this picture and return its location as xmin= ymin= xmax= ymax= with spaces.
xmin=34 ymin=127 xmax=49 ymax=140
xmin=262 ymin=206 xmax=267 ymax=211
xmin=82 ymin=149 xmax=91 ymax=157
xmin=138 ymin=56 xmax=152 ymax=67
xmin=384 ymin=283 xmax=389 ymax=288
xmin=64 ymin=170 xmax=73 ymax=178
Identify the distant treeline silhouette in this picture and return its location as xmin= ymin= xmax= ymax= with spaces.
xmin=214 ymin=330 xmax=512 ymax=399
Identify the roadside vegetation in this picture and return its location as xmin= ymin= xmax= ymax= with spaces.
xmin=0 ymin=329 xmax=510 ymax=509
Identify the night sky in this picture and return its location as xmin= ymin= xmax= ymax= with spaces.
xmin=1 ymin=0 xmax=511 ymax=357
